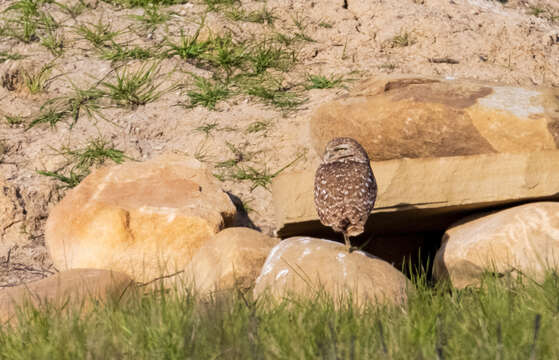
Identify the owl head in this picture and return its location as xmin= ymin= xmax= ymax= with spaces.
xmin=321 ymin=137 xmax=370 ymax=164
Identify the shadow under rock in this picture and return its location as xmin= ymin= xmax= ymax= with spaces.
xmin=226 ymin=192 xmax=260 ymax=231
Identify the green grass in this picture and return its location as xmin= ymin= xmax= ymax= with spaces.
xmin=214 ymin=152 xmax=303 ymax=190
xmin=74 ymin=21 xmax=120 ymax=48
xmin=225 ymin=7 xmax=276 ymax=25
xmin=245 ymin=120 xmax=270 ymax=133
xmin=1 ymin=0 xmax=58 ymax=43
xmin=27 ymin=83 xmax=105 ymax=129
xmin=101 ymin=63 xmax=169 ymax=107
xmin=244 ymin=77 xmax=306 ymax=111
xmin=3 ymin=271 xmax=559 ymax=358
xmin=53 ymin=0 xmax=87 ymax=19
xmin=164 ymin=28 xmax=209 ymax=61
xmin=391 ymin=32 xmax=413 ymax=47
xmin=248 ymin=41 xmax=295 ymax=75
xmin=304 ymin=74 xmax=346 ymax=90
xmin=38 ymin=138 xmax=128 ymax=187
xmin=23 ymin=63 xmax=54 ymax=94
xmin=99 ymin=43 xmax=156 ymax=62
xmin=102 ymin=0 xmax=188 ymax=8
xmin=129 ymin=4 xmax=170 ymax=29
xmin=0 ymin=51 xmax=25 ymax=63
xmin=203 ymin=0 xmax=239 ymax=11
xmin=185 ymin=75 xmax=230 ymax=110
xmin=40 ymin=30 xmax=64 ymax=56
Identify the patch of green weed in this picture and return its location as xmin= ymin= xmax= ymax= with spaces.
xmin=304 ymin=74 xmax=345 ymax=90
xmin=164 ymin=28 xmax=209 ymax=61
xmin=23 ymin=63 xmax=55 ymax=94
xmin=74 ymin=21 xmax=120 ymax=48
xmin=0 ymin=51 xmax=25 ymax=63
xmin=225 ymin=7 xmax=276 ymax=25
xmin=101 ymin=63 xmax=170 ymax=107
xmin=245 ymin=120 xmax=270 ymax=133
xmin=185 ymin=75 xmax=230 ymax=110
xmin=38 ymin=138 xmax=129 ymax=187
xmin=391 ymin=32 xmax=413 ymax=47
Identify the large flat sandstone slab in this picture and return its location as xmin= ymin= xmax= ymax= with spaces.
xmin=273 ymin=151 xmax=559 ymax=238
xmin=311 ymin=76 xmax=559 ymax=161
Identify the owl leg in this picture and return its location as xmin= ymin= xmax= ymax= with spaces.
xmin=343 ymin=233 xmax=352 ymax=252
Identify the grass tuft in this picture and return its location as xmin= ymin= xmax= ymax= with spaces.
xmin=101 ymin=63 xmax=170 ymax=107
xmin=38 ymin=138 xmax=129 ymax=187
xmin=0 ymin=51 xmax=26 ymax=63
xmin=391 ymin=32 xmax=413 ymax=47
xmin=164 ymin=27 xmax=209 ymax=61
xmin=184 ymin=75 xmax=230 ymax=110
xmin=23 ymin=63 xmax=55 ymax=94
xmin=225 ymin=7 xmax=276 ymax=25
xmin=74 ymin=20 xmax=120 ymax=48
xmin=304 ymin=74 xmax=346 ymax=90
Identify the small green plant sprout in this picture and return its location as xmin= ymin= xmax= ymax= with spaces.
xmin=53 ymin=0 xmax=87 ymax=19
xmin=248 ymin=41 xmax=295 ymax=75
xmin=0 ymin=51 xmax=26 ymax=63
xmin=27 ymin=82 xmax=106 ymax=130
xmin=38 ymin=138 xmax=129 ymax=188
xmin=245 ymin=120 xmax=270 ymax=134
xmin=4 ymin=114 xmax=25 ymax=125
xmin=184 ymin=75 xmax=230 ymax=110
xmin=101 ymin=0 xmax=188 ymax=8
xmin=304 ymin=74 xmax=345 ymax=90
xmin=2 ymin=0 xmax=58 ymax=43
xmin=101 ymin=63 xmax=170 ymax=108
xmin=391 ymin=32 xmax=413 ymax=47
xmin=291 ymin=13 xmax=314 ymax=42
xmin=164 ymin=27 xmax=209 ymax=62
xmin=40 ymin=30 xmax=64 ymax=56
xmin=225 ymin=7 xmax=276 ymax=25
xmin=194 ymin=122 xmax=219 ymax=136
xmin=74 ymin=20 xmax=120 ymax=48
xmin=318 ymin=21 xmax=333 ymax=28
xmin=23 ymin=63 xmax=55 ymax=94
xmin=379 ymin=62 xmax=396 ymax=70
xmin=99 ymin=43 xmax=155 ymax=62
xmin=204 ymin=34 xmax=247 ymax=79
xmin=244 ymin=77 xmax=306 ymax=111
xmin=26 ymin=106 xmax=68 ymax=129
xmin=203 ymin=0 xmax=239 ymax=12
xmin=528 ymin=6 xmax=546 ymax=17
xmin=217 ymin=152 xmax=304 ymax=191
xmin=130 ymin=4 xmax=170 ymax=30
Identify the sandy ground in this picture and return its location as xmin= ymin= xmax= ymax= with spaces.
xmin=0 ymin=0 xmax=558 ymax=286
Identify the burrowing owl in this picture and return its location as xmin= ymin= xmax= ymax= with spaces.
xmin=314 ymin=137 xmax=377 ymax=252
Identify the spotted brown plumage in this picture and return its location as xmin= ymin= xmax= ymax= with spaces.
xmin=314 ymin=137 xmax=377 ymax=252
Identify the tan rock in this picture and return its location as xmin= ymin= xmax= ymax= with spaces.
xmin=45 ymin=154 xmax=237 ymax=283
xmin=179 ymin=227 xmax=279 ymax=294
xmin=273 ymin=151 xmax=559 ymax=238
xmin=433 ymin=202 xmax=559 ymax=288
xmin=311 ymin=76 xmax=559 ymax=161
xmin=0 ymin=269 xmax=133 ymax=323
xmin=253 ymin=237 xmax=411 ymax=307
